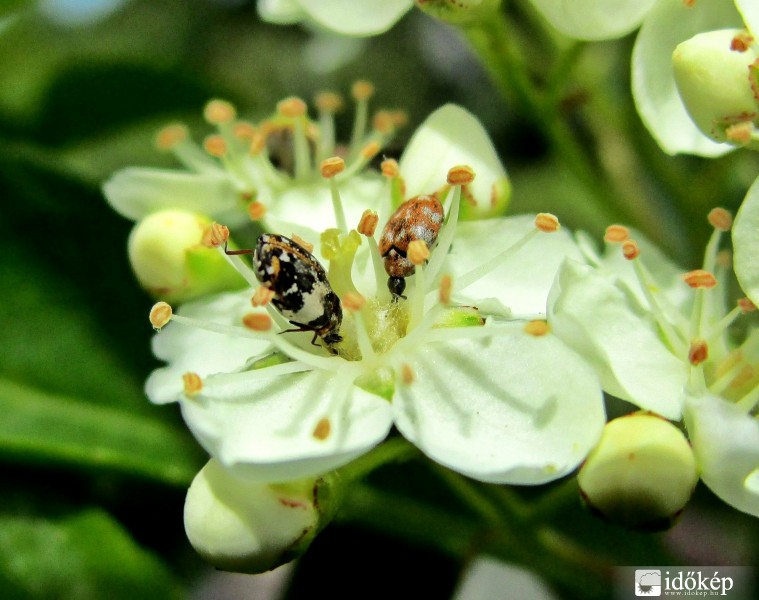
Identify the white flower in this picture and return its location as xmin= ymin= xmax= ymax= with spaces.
xmin=548 ymin=210 xmax=759 ymax=517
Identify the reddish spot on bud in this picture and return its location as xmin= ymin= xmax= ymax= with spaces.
xmin=682 ymin=269 xmax=717 ymax=289
xmin=202 ymin=223 xmax=229 ymax=248
xmin=150 ymin=302 xmax=172 ymax=329
xmin=183 ymin=372 xmax=203 ymax=396
xmin=731 ymin=32 xmax=754 ymax=52
xmin=688 ymin=339 xmax=709 ymax=366
xmin=447 ymin=165 xmax=475 ymax=186
xmin=622 ymin=239 xmax=640 ymax=260
xmin=357 ymin=210 xmax=379 ymax=237
xmin=739 ymin=297 xmax=757 ymax=313
xmin=604 ymin=224 xmax=630 ymax=243
xmin=535 ymin=213 xmax=560 ymax=233
xmin=313 ymin=417 xmax=331 ymax=440
xmin=726 ymin=121 xmax=753 ymax=144
xmin=320 ymin=156 xmax=345 ymax=178
xmin=524 ymin=320 xmax=550 ymax=336
xmin=242 ymin=313 xmax=272 ymax=332
xmin=682 ymin=0 xmax=695 ymax=7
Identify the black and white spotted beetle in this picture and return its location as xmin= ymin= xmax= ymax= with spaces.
xmin=228 ymin=234 xmax=343 ymax=348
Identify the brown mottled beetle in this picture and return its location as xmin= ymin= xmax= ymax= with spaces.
xmin=379 ymin=195 xmax=444 ymax=298
xmin=230 ymin=234 xmax=342 ymax=347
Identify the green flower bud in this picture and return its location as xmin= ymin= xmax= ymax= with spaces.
xmin=577 ymin=412 xmax=698 ymax=531
xmin=127 ymin=209 xmax=244 ymax=303
xmin=416 ymin=0 xmax=501 ymax=26
xmin=184 ymin=459 xmax=342 ymax=574
xmin=673 ymin=29 xmax=759 ymax=145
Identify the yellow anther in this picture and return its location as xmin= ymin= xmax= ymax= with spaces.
xmin=360 ymin=141 xmax=381 ymax=160
xmin=682 ymin=269 xmax=718 ymax=289
xmin=439 ymin=274 xmax=452 ymax=305
xmin=149 ymin=302 xmax=173 ymax=330
xmin=343 ymin=292 xmax=366 ymax=312
xmin=320 ymin=156 xmax=346 ymax=178
xmin=247 ymin=200 xmax=266 ymax=221
xmin=401 ymin=364 xmax=415 ymax=385
xmin=372 ymin=110 xmax=395 ymax=134
xmin=708 ymin=207 xmax=733 ymax=231
xmin=622 ymin=239 xmax=640 ymax=260
xmin=381 ymin=158 xmax=400 ymax=178
xmin=154 ymin=123 xmax=188 ymax=151
xmin=242 ymin=313 xmax=272 ymax=332
xmin=232 ymin=121 xmax=256 ymax=141
xmin=688 ymin=339 xmax=709 ymax=366
xmin=314 ymin=91 xmax=344 ymax=113
xmin=408 ymin=240 xmax=430 ymax=265
xmin=447 ymin=165 xmax=475 ymax=186
xmin=731 ymin=32 xmax=754 ymax=52
xmin=201 ymin=222 xmax=229 ymax=248
xmin=357 ymin=210 xmax=379 ymax=237
xmin=726 ymin=121 xmax=753 ymax=144
xmin=524 ymin=320 xmax=550 ymax=336
xmin=312 ymin=417 xmax=331 ymax=440
xmin=739 ymin=297 xmax=757 ymax=312
xmin=183 ymin=372 xmax=203 ymax=396
xmin=203 ymin=99 xmax=237 ymax=124
xmin=249 ymin=131 xmax=267 ymax=155
xmin=251 ymin=287 xmax=275 ymax=307
xmin=203 ymin=134 xmax=227 ymax=157
xmin=277 ymin=96 xmax=308 ymax=118
xmin=604 ymin=224 xmax=630 ymax=243
xmin=291 ymin=234 xmax=314 ymax=254
xmin=351 ymin=80 xmax=375 ymax=101
xmin=535 ymin=213 xmax=560 ymax=233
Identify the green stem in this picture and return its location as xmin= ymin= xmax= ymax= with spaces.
xmin=336 ymin=437 xmax=419 ymax=484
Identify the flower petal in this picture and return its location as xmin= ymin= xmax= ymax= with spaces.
xmin=257 ymin=0 xmax=306 ymax=25
xmin=146 ymin=291 xmax=267 ymax=405
xmin=735 ymin=0 xmax=759 ymax=37
xmin=180 ymin=367 xmax=394 ymax=481
xmin=684 ymin=393 xmax=759 ymax=517
xmin=548 ymin=259 xmax=685 ymax=419
xmin=399 ymin=104 xmax=509 ymax=215
xmin=530 ymin=0 xmax=657 ymax=41
xmin=103 ymin=167 xmax=239 ymax=221
xmin=732 ymin=176 xmax=759 ymax=306
xmin=631 ymin=0 xmax=743 ymax=156
xmin=393 ymin=325 xmax=605 ymax=484
xmin=297 ymin=0 xmax=413 ymax=36
xmin=447 ymin=215 xmax=585 ymax=317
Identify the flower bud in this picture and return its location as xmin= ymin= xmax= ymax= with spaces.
xmin=672 ymin=29 xmax=759 ymax=145
xmin=184 ymin=459 xmax=342 ymax=573
xmin=127 ymin=210 xmax=244 ymax=302
xmin=416 ymin=0 xmax=501 ymax=26
xmin=577 ymin=412 xmax=698 ymax=531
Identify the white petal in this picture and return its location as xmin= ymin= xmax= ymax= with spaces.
xmin=684 ymin=393 xmax=759 ymax=517
xmin=393 ymin=325 xmax=605 ymax=484
xmin=257 ymin=0 xmax=305 ymax=24
xmin=530 ymin=0 xmax=657 ymax=41
xmin=102 ymin=167 xmax=238 ymax=221
xmin=145 ymin=291 xmax=267 ymax=405
xmin=631 ymin=0 xmax=742 ymax=156
xmin=447 ymin=215 xmax=585 ymax=316
xmin=735 ymin=0 xmax=759 ymax=36
xmin=548 ymin=259 xmax=685 ymax=419
xmin=180 ymin=368 xmax=394 ymax=481
xmin=732 ymin=176 xmax=759 ymax=305
xmin=297 ymin=0 xmax=413 ymax=36
xmin=453 ymin=557 xmax=558 ymax=600
xmin=399 ymin=104 xmax=508 ymax=210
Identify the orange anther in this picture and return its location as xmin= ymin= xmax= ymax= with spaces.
xmin=622 ymin=239 xmax=640 ymax=260
xmin=408 ymin=240 xmax=430 ymax=265
xmin=203 ymin=134 xmax=227 ymax=157
xmin=357 ymin=210 xmax=379 ymax=237
xmin=232 ymin=121 xmax=256 ymax=141
xmin=251 ymin=287 xmax=275 ymax=307
xmin=247 ymin=201 xmax=266 ymax=221
xmin=708 ymin=207 xmax=733 ymax=231
xmin=242 ymin=313 xmax=272 ymax=332
xmin=604 ymin=225 xmax=630 ymax=243
xmin=313 ymin=417 xmax=331 ymax=440
xmin=343 ymin=292 xmax=366 ymax=312
xmin=277 ymin=97 xmax=307 ymax=118
xmin=314 ymin=91 xmax=344 ymax=113
xmin=682 ymin=269 xmax=718 ymax=289
xmin=447 ymin=165 xmax=475 ymax=186
xmin=201 ymin=223 xmax=229 ymax=248
xmin=149 ymin=302 xmax=173 ymax=329
xmin=155 ymin=123 xmax=188 ymax=151
xmin=320 ymin=156 xmax=346 ymax=178
xmin=731 ymin=32 xmax=754 ymax=52
xmin=291 ymin=234 xmax=314 ymax=254
xmin=183 ymin=372 xmax=203 ymax=396
xmin=352 ymin=80 xmax=375 ymax=101
xmin=204 ymin=99 xmax=237 ymax=124
xmin=360 ymin=141 xmax=381 ymax=160
xmin=401 ymin=364 xmax=415 ymax=385
xmin=439 ymin=275 xmax=453 ymax=305
xmin=535 ymin=213 xmax=560 ymax=233
xmin=726 ymin=121 xmax=753 ymax=144
xmin=739 ymin=297 xmax=757 ymax=313
xmin=381 ymin=158 xmax=400 ymax=178
xmin=688 ymin=339 xmax=709 ymax=366
xmin=524 ymin=320 xmax=550 ymax=336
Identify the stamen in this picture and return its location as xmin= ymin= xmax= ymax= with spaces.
xmin=360 ymin=141 xmax=381 ymax=161
xmin=150 ymin=302 xmax=172 ymax=330
xmin=155 ymin=123 xmax=188 ymax=151
xmin=203 ymin=99 xmax=237 ymax=125
xmin=249 ymin=131 xmax=267 ymax=156
xmin=321 ymin=157 xmax=348 ymax=232
xmin=447 ymin=165 xmax=475 ymax=186
xmin=401 ymin=363 xmax=415 ymax=385
xmin=357 ymin=210 xmax=379 ymax=237
xmin=349 ymin=80 xmax=374 ymax=156
xmin=232 ymin=121 xmax=256 ymax=142
xmin=203 ymin=135 xmax=228 ymax=158
xmin=381 ymin=158 xmax=405 ymax=211
xmin=439 ymin=274 xmax=452 ymax=305
xmin=622 ymin=239 xmax=640 ymax=260
xmin=312 ymin=417 xmax=331 ymax=440
xmin=155 ymin=123 xmax=219 ymax=174
xmin=604 ymin=224 xmax=630 ymax=243
xmin=242 ymin=313 xmax=272 ymax=332
xmin=315 ymin=91 xmax=342 ymax=162
xmin=251 ymin=287 xmax=275 ymax=307
xmin=381 ymin=159 xmax=399 ymax=178
xmin=688 ymin=339 xmax=709 ymax=366
xmin=247 ymin=201 xmax=267 ymax=221
xmin=314 ymin=91 xmax=344 ymax=113
xmin=277 ymin=97 xmax=307 ymax=118
xmin=277 ymin=97 xmax=311 ymax=180
xmin=731 ymin=32 xmax=754 ymax=52
xmin=709 ymin=351 xmax=749 ymax=395
xmin=408 ymin=240 xmax=430 ymax=265
xmin=524 ymin=320 xmax=550 ymax=336
xmin=408 ymin=262 xmax=427 ymax=332
xmin=343 ymin=293 xmax=375 ymax=361
xmin=708 ymin=207 xmax=732 ymax=232
xmin=682 ymin=270 xmax=718 ymax=289
xmin=201 ymin=222 xmax=230 ymax=248
xmin=352 ymin=80 xmax=375 ymax=102
xmin=425 ymin=173 xmax=463 ymax=283
xmin=535 ymin=213 xmax=560 ymax=233
xmin=183 ymin=372 xmax=203 ymax=396
xmin=291 ymin=234 xmax=314 ymax=253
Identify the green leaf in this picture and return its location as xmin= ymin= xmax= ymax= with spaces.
xmin=0 ymin=377 xmax=203 ymax=485
xmin=0 ymin=508 xmax=185 ymax=600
